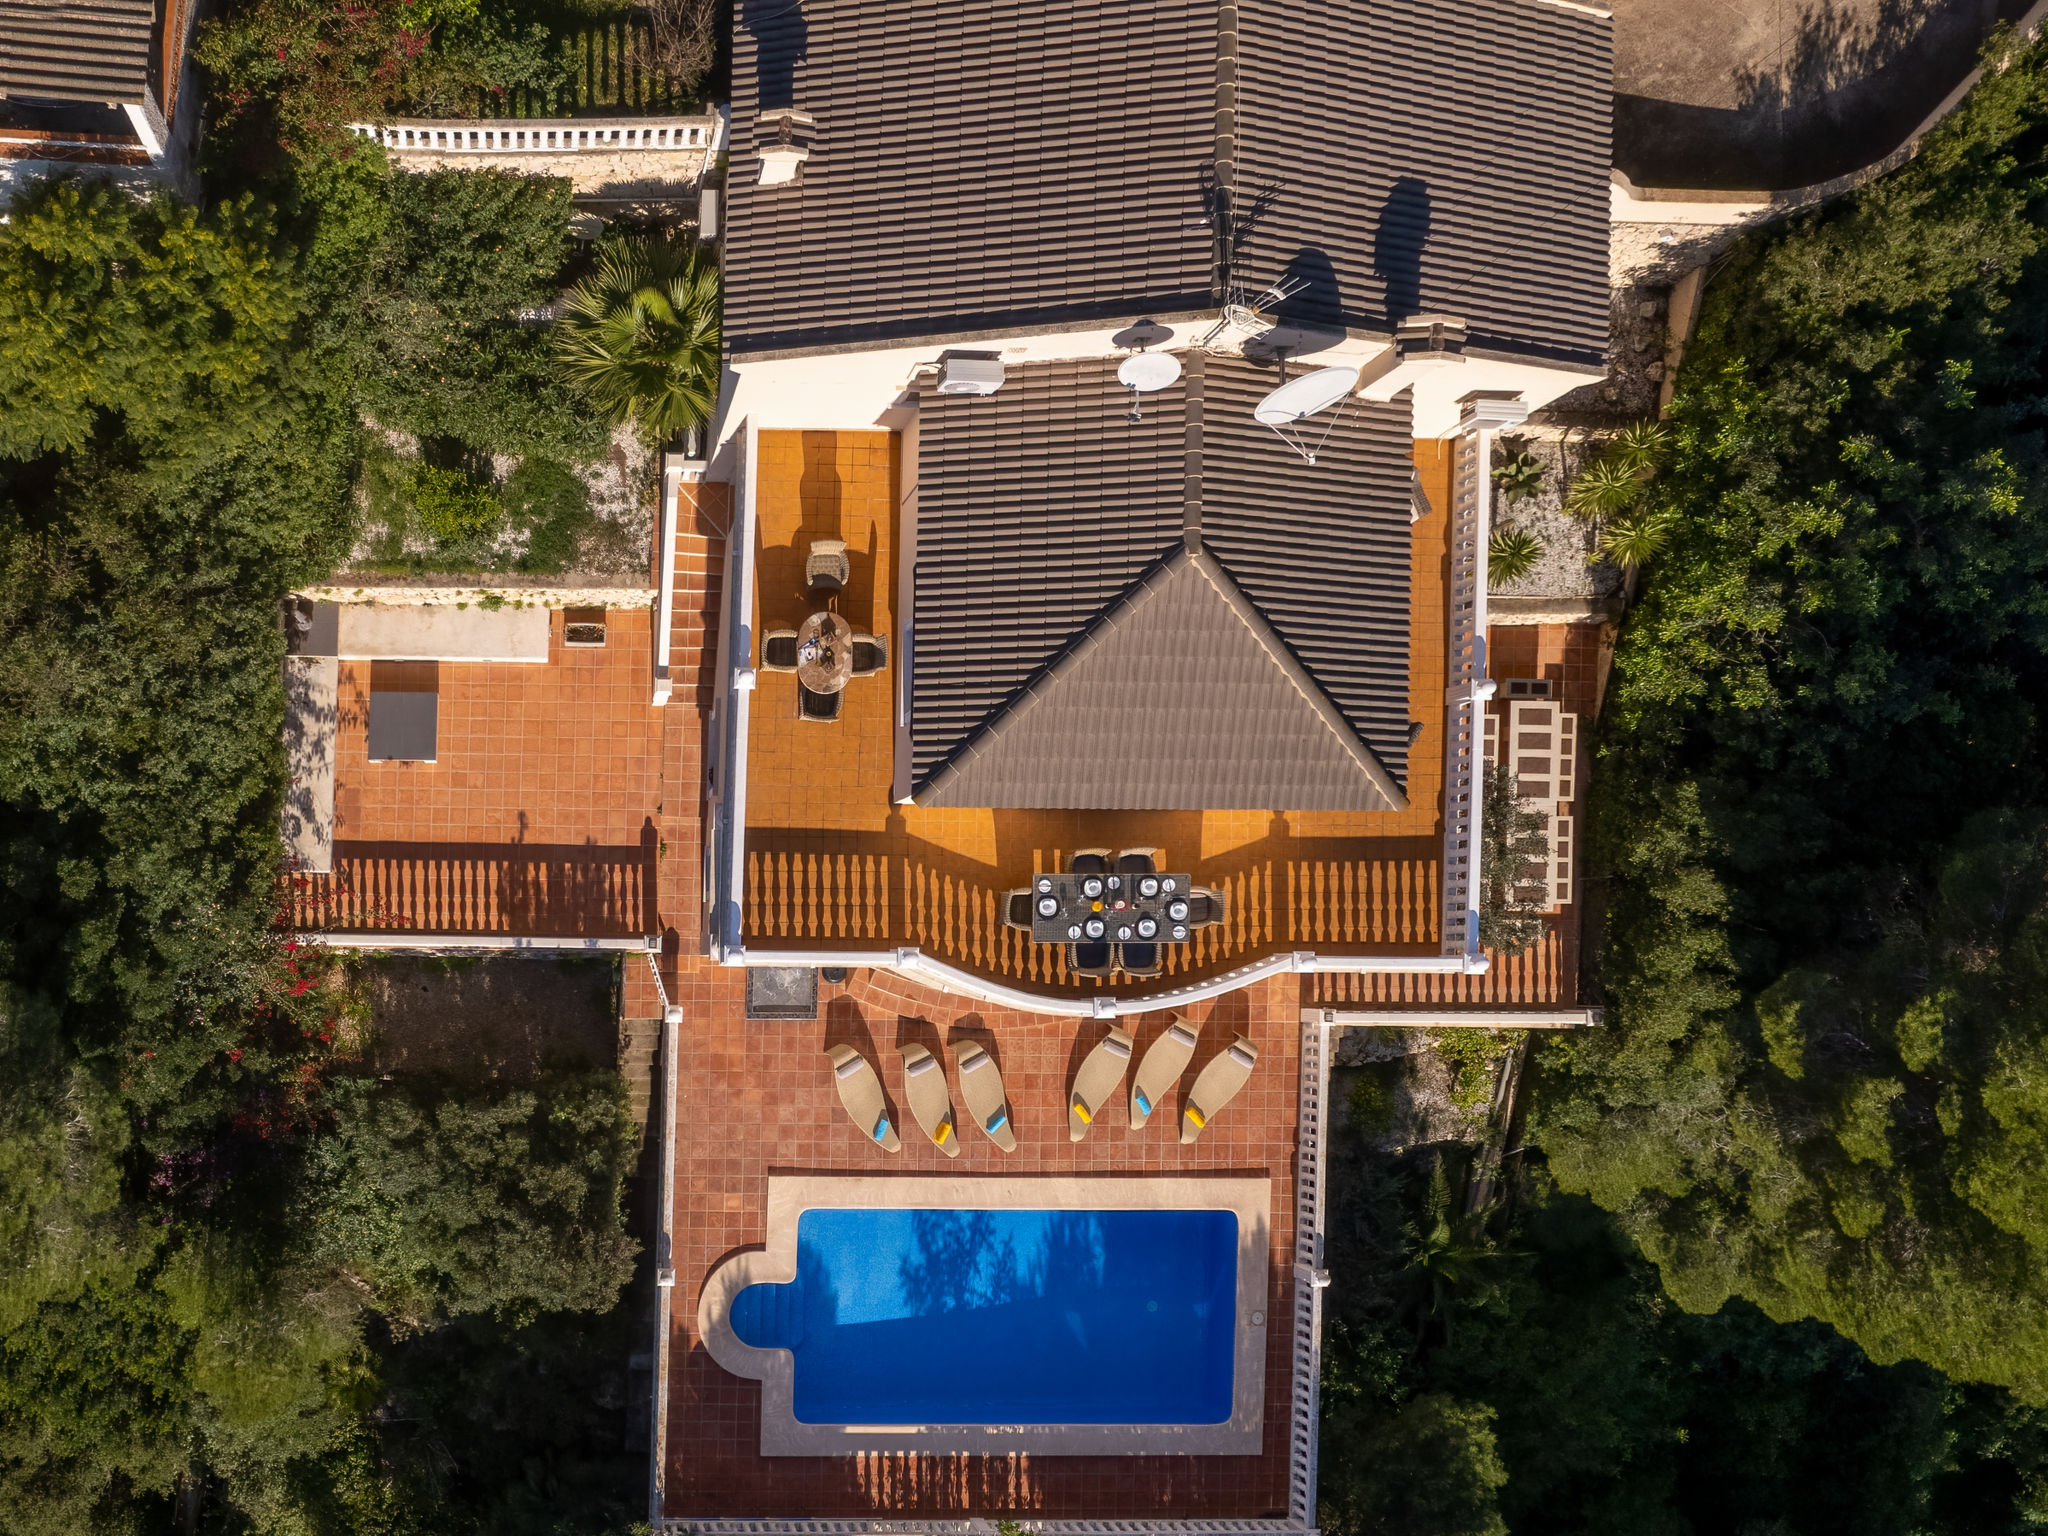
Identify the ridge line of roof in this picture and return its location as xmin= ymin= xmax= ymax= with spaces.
xmin=1182 ymin=547 xmax=1408 ymax=812
xmin=911 ymin=540 xmax=1406 ymax=812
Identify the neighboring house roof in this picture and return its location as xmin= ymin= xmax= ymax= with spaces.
xmin=0 ymin=0 xmax=155 ymax=105
xmin=723 ymin=0 xmax=1609 ymax=362
xmin=914 ymin=545 xmax=1404 ymax=811
xmin=910 ymin=354 xmax=1414 ymax=809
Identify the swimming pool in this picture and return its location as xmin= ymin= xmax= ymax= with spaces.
xmin=729 ymin=1208 xmax=1238 ymax=1425
xmin=698 ymin=1175 xmax=1270 ymax=1454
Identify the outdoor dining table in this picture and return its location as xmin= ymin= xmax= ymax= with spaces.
xmin=797 ymin=610 xmax=853 ymax=694
xmin=1027 ymin=871 xmax=1198 ymax=945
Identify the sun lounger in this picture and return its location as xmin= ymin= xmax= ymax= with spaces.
xmin=826 ymin=1043 xmax=901 ymax=1151
xmin=1180 ymin=1034 xmax=1258 ymax=1143
xmin=1068 ymin=1025 xmax=1133 ymax=1142
xmin=1129 ymin=1014 xmax=1201 ymax=1129
xmin=897 ymin=1043 xmax=961 ymax=1157
xmin=950 ymin=1040 xmax=1017 ymax=1151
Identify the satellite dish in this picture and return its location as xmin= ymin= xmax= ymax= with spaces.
xmin=1251 ymin=364 xmax=1360 ymax=463
xmin=1117 ymin=350 xmax=1183 ymax=423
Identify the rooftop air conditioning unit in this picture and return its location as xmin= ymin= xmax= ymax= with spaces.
xmin=937 ymin=355 xmax=1005 ymax=395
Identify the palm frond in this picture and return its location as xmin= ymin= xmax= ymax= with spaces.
xmin=1488 ymin=525 xmax=1544 ymax=585
xmin=1609 ymin=418 xmax=1669 ymax=475
xmin=1564 ymin=455 xmax=1644 ymax=519
xmin=555 ymin=237 xmax=722 ymax=439
xmin=1596 ymin=506 xmax=1680 ymax=571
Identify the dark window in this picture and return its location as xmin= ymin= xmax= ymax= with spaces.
xmin=564 ymin=606 xmax=607 ymax=647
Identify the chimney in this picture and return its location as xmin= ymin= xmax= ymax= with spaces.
xmin=755 ymin=109 xmax=816 ymax=187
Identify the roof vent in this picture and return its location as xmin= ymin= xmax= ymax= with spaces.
xmin=936 ymin=354 xmax=1006 ymax=396
xmin=754 ymin=109 xmax=816 ymax=187
xmin=1395 ymin=313 xmax=1468 ymax=364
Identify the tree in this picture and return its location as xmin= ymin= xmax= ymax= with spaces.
xmin=556 ymin=237 xmax=722 ymax=440
xmin=1531 ymin=29 xmax=2048 ymax=1399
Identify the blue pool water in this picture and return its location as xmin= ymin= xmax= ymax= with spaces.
xmin=728 ymin=1208 xmax=1239 ymax=1425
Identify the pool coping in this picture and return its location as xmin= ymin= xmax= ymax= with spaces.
xmin=697 ymin=1174 xmax=1272 ymax=1456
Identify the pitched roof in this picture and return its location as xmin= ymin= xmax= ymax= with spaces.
xmin=910 ymin=353 xmax=1415 ymax=809
xmin=0 ymin=0 xmax=155 ymax=105
xmin=723 ymin=0 xmax=1609 ymax=362
xmin=1230 ymin=0 xmax=1612 ymax=362
xmin=915 ymin=546 xmax=1402 ymax=810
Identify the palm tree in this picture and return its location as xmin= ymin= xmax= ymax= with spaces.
xmin=556 ymin=237 xmax=721 ymax=440
xmin=1596 ymin=506 xmax=1680 ymax=572
xmin=1487 ymin=525 xmax=1544 ymax=586
xmin=1399 ymin=1156 xmax=1501 ymax=1346
xmin=1563 ymin=455 xmax=1643 ymax=520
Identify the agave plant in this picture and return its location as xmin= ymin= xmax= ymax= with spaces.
xmin=1564 ymin=454 xmax=1644 ymax=520
xmin=1488 ymin=524 xmax=1545 ymax=585
xmin=1492 ymin=447 xmax=1546 ymax=504
xmin=1595 ymin=506 xmax=1680 ymax=571
xmin=1609 ymin=418 xmax=1669 ymax=474
xmin=556 ymin=238 xmax=721 ymax=439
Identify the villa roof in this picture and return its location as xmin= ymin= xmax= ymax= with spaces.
xmin=723 ymin=0 xmax=1610 ymax=362
xmin=0 ymin=0 xmax=155 ymax=105
xmin=910 ymin=353 xmax=1414 ymax=809
xmin=914 ymin=546 xmax=1403 ymax=811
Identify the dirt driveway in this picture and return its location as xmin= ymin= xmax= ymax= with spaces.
xmin=1613 ymin=0 xmax=2032 ymax=189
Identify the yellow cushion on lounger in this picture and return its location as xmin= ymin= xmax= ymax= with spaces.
xmin=935 ymin=1122 xmax=952 ymax=1145
xmin=1072 ymin=1097 xmax=1092 ymax=1124
xmin=1186 ymin=1106 xmax=1207 ymax=1129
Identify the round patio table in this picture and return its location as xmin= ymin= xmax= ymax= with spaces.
xmin=797 ymin=611 xmax=854 ymax=694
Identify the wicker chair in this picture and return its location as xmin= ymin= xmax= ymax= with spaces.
xmin=805 ymin=539 xmax=850 ymax=595
xmin=1068 ymin=940 xmax=1113 ymax=979
xmin=850 ymin=634 xmax=888 ymax=676
xmin=1186 ymin=886 xmax=1227 ymax=927
xmin=761 ymin=630 xmax=800 ymax=671
xmin=798 ymin=683 xmax=842 ymax=721
xmin=1115 ymin=847 xmax=1161 ymax=874
xmin=1067 ymin=848 xmax=1112 ymax=875
xmin=1116 ymin=942 xmax=1162 ymax=978
xmin=1001 ymin=888 xmax=1035 ymax=930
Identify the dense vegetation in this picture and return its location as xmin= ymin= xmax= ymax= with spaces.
xmin=0 ymin=168 xmax=645 ymax=1534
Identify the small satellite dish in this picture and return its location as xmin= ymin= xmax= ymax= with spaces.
xmin=1251 ymin=364 xmax=1360 ymax=463
xmin=1117 ymin=350 xmax=1183 ymax=423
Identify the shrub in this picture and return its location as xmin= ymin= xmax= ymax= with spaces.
xmin=410 ymin=464 xmax=501 ymax=543
xmin=503 ymin=458 xmax=593 ymax=572
xmin=1487 ymin=525 xmax=1544 ymax=586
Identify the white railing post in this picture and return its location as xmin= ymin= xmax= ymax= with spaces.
xmin=1441 ymin=398 xmax=1526 ymax=970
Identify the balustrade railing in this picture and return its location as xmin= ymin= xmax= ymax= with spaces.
xmin=346 ymin=116 xmax=720 ymax=156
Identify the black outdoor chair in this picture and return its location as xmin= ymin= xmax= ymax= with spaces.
xmin=797 ymin=683 xmax=842 ymax=721
xmin=1185 ymin=886 xmax=1227 ymax=927
xmin=761 ymin=630 xmax=799 ymax=671
xmin=1068 ymin=848 xmax=1111 ymax=875
xmin=1068 ymin=940 xmax=1113 ymax=978
xmin=850 ymin=634 xmax=888 ymax=676
xmin=1116 ymin=942 xmax=1161 ymax=978
xmin=1115 ymin=847 xmax=1160 ymax=875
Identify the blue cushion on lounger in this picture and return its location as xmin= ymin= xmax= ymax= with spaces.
xmin=872 ymin=1115 xmax=890 ymax=1142
xmin=1134 ymin=1089 xmax=1152 ymax=1115
xmin=986 ymin=1110 xmax=1008 ymax=1134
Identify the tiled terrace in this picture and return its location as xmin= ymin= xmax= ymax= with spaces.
xmin=741 ymin=433 xmax=1584 ymax=1003
xmin=294 ymin=607 xmax=667 ymax=936
xmin=657 ymin=960 xmax=1303 ymax=1519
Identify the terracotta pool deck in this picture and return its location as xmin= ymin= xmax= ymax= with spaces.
xmin=651 ymin=959 xmax=1305 ymax=1520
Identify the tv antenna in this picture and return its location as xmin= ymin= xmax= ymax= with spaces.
xmin=1251 ymin=364 xmax=1360 ymax=464
xmin=1199 ymin=273 xmax=1308 ymax=351
xmin=1117 ymin=351 xmax=1183 ymax=423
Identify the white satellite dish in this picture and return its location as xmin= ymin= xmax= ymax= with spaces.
xmin=1117 ymin=350 xmax=1183 ymax=423
xmin=1251 ymin=364 xmax=1360 ymax=463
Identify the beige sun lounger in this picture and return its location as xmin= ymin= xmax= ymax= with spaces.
xmin=950 ymin=1040 xmax=1017 ymax=1151
xmin=826 ymin=1044 xmax=901 ymax=1152
xmin=1129 ymin=1014 xmax=1202 ymax=1130
xmin=1180 ymin=1034 xmax=1259 ymax=1144
xmin=1068 ymin=1025 xmax=1133 ymax=1141
xmin=898 ymin=1043 xmax=961 ymax=1157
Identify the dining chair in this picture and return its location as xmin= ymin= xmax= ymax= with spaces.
xmin=1068 ymin=940 xmax=1113 ymax=978
xmin=797 ymin=683 xmax=842 ymax=721
xmin=805 ymin=539 xmax=850 ymax=596
xmin=761 ymin=629 xmax=800 ymax=671
xmin=1186 ymin=886 xmax=1228 ymax=927
xmin=850 ymin=634 xmax=888 ymax=676
xmin=1115 ymin=847 xmax=1160 ymax=874
xmin=1116 ymin=942 xmax=1162 ymax=978
xmin=1001 ymin=888 xmax=1034 ymax=930
xmin=1068 ymin=848 xmax=1111 ymax=875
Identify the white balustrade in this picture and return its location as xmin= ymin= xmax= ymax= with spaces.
xmin=346 ymin=117 xmax=720 ymax=155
